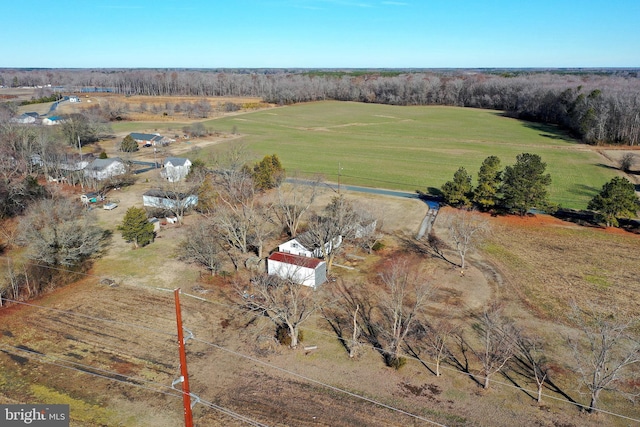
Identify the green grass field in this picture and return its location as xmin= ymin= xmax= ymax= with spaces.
xmin=119 ymin=101 xmax=621 ymax=209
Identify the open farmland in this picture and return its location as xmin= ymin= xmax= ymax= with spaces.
xmin=175 ymin=101 xmax=621 ymax=210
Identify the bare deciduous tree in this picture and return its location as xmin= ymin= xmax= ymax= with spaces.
xmin=513 ymin=330 xmax=551 ymax=403
xmin=567 ymin=303 xmax=640 ymax=413
xmin=271 ymin=177 xmax=321 ymax=237
xmin=471 ymin=303 xmax=516 ymax=389
xmin=300 ymin=195 xmax=359 ymax=271
xmin=414 ymin=318 xmax=459 ymax=377
xmin=241 ymin=273 xmax=320 ymax=348
xmin=17 ymin=197 xmax=105 ymax=267
xmin=446 ymin=209 xmax=490 ymax=270
xmin=178 ymin=220 xmax=222 ymax=275
xmin=376 ymin=258 xmax=433 ymax=368
xmin=619 ymin=152 xmax=636 ymax=172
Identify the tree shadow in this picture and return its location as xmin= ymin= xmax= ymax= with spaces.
xmin=519 ymin=120 xmax=578 ymax=143
xmin=397 ymin=232 xmax=457 ymax=266
xmin=509 ymin=355 xmax=581 ymax=409
xmin=446 ymin=334 xmax=484 ymax=388
xmin=405 ymin=343 xmax=438 ymax=376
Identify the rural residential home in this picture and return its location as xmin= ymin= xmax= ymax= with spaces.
xmin=84 ymin=158 xmax=126 ymax=180
xmin=267 ymin=252 xmax=327 ymax=288
xmin=129 ymin=132 xmax=173 ymax=147
xmin=278 ymin=232 xmax=342 ymax=258
xmin=142 ymin=189 xmax=198 ymax=210
xmin=11 ymin=112 xmax=38 ymax=124
xmin=162 ymin=157 xmax=192 ymax=182
xmin=42 ymin=116 xmax=64 ymax=126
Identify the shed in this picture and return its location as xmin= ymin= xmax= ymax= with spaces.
xmin=267 ymin=252 xmax=327 ymax=288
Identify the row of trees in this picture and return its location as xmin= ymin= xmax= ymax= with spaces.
xmin=236 ymin=256 xmax=639 ymax=414
xmin=3 ymin=69 xmax=639 ymax=145
xmin=440 ymin=153 xmax=552 ymax=215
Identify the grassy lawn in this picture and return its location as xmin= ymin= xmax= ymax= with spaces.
xmin=189 ymin=101 xmax=620 ymax=210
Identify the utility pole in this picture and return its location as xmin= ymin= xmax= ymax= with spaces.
xmin=174 ymin=288 xmax=194 ymax=427
xmin=338 ymin=162 xmax=343 ymax=194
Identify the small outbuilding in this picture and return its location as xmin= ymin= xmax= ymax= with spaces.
xmin=267 ymin=252 xmax=327 ymax=288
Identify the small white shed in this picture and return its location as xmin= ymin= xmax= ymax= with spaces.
xmin=267 ymin=252 xmax=327 ymax=288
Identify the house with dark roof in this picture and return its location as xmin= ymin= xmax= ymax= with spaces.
xmin=129 ymin=133 xmax=172 ymax=147
xmin=267 ymin=252 xmax=327 ymax=288
xmin=162 ymin=157 xmax=192 ymax=182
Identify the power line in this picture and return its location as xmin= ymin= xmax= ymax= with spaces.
xmin=3 ymin=259 xmax=639 ymax=422
xmin=0 ymin=297 xmax=175 ymax=337
xmin=191 ymin=337 xmax=448 ymax=427
xmin=0 ymin=343 xmax=269 ymax=427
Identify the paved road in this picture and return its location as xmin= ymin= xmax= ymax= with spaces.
xmin=285 ymin=178 xmax=440 ymax=209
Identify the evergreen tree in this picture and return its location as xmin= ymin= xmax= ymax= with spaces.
xmin=500 ymin=153 xmax=551 ymax=215
xmin=473 ymin=156 xmax=502 ymax=211
xmin=587 ymin=177 xmax=640 ymax=227
xmin=119 ymin=207 xmax=154 ymax=247
xmin=251 ymin=154 xmax=285 ymax=191
xmin=441 ymin=167 xmax=472 ymax=207
xmin=120 ymin=135 xmax=139 ymax=152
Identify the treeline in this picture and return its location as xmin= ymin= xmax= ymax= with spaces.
xmin=2 ymin=69 xmax=640 ymax=145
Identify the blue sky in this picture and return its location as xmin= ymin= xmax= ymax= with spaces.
xmin=1 ymin=0 xmax=638 ymax=68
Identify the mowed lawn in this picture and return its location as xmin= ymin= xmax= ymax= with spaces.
xmin=133 ymin=101 xmax=620 ymax=209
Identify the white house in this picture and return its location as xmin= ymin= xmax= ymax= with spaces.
xmin=142 ymin=189 xmax=198 ymax=210
xmin=84 ymin=158 xmax=126 ymax=180
xmin=11 ymin=112 xmax=38 ymax=124
xmin=278 ymin=232 xmax=342 ymax=258
xmin=162 ymin=157 xmax=192 ymax=182
xmin=42 ymin=116 xmax=64 ymax=126
xmin=267 ymin=252 xmax=327 ymax=288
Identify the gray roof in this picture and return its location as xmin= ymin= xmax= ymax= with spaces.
xmin=164 ymin=157 xmax=189 ymax=167
xmin=130 ymin=132 xmax=162 ymax=141
xmin=86 ymin=157 xmax=123 ymax=171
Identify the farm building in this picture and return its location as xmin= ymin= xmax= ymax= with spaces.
xmin=278 ymin=232 xmax=342 ymax=258
xmin=42 ymin=116 xmax=64 ymax=126
xmin=162 ymin=157 xmax=192 ymax=182
xmin=11 ymin=112 xmax=38 ymax=124
xmin=267 ymin=252 xmax=327 ymax=288
xmin=84 ymin=158 xmax=126 ymax=180
xmin=142 ymin=189 xmax=198 ymax=210
xmin=129 ymin=133 xmax=173 ymax=147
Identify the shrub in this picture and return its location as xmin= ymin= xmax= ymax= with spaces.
xmin=276 ymin=325 xmax=303 ymax=346
xmin=372 ymin=241 xmax=385 ymax=252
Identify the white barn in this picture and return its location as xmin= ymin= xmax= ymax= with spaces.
xmin=267 ymin=252 xmax=327 ymax=288
xmin=162 ymin=157 xmax=192 ymax=182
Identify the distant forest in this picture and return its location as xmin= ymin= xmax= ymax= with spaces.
xmin=2 ymin=68 xmax=639 ymax=146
